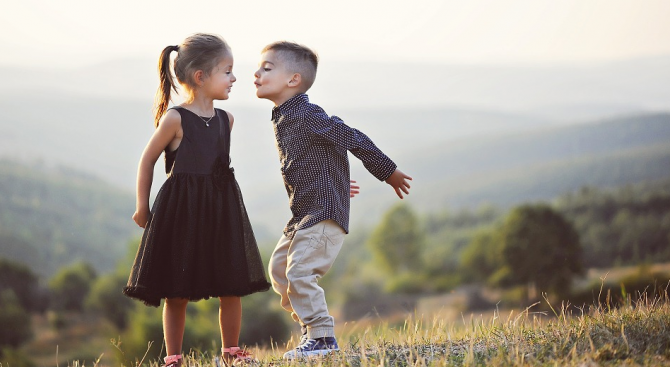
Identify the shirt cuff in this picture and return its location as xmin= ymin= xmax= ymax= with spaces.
xmin=371 ymin=159 xmax=397 ymax=182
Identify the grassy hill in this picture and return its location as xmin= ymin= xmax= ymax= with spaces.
xmin=0 ymin=159 xmax=139 ymax=276
xmin=26 ymin=292 xmax=670 ymax=366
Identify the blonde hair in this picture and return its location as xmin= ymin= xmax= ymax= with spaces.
xmin=153 ymin=33 xmax=231 ymax=127
xmin=262 ymin=41 xmax=318 ymax=92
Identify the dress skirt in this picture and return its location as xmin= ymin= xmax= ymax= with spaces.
xmin=123 ymin=166 xmax=270 ymax=307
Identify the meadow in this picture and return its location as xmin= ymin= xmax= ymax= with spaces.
xmin=20 ymin=287 xmax=668 ymax=367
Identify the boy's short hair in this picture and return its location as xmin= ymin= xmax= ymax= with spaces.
xmin=263 ymin=41 xmax=319 ymax=92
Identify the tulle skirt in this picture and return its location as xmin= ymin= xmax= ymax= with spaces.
xmin=123 ymin=171 xmax=270 ymax=307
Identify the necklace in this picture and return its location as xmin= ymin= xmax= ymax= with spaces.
xmin=182 ymin=107 xmax=215 ymax=127
xmin=198 ymin=111 xmax=216 ymax=127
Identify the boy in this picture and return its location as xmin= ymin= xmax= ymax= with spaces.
xmin=254 ymin=41 xmax=412 ymax=359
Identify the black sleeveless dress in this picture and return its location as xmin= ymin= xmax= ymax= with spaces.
xmin=123 ymin=107 xmax=270 ymax=307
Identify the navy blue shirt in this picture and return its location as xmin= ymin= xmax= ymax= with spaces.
xmin=271 ymin=93 xmax=397 ymax=237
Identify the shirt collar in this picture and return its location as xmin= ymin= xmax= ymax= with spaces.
xmin=271 ymin=93 xmax=309 ymax=121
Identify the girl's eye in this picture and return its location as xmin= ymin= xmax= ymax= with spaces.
xmin=264 ymin=68 xmax=271 ymax=72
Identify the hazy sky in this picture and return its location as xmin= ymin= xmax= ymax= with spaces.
xmin=2 ymin=0 xmax=670 ymax=68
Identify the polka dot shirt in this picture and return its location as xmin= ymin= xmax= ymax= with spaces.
xmin=271 ymin=93 xmax=397 ymax=237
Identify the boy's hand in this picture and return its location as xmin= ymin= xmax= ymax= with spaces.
xmin=350 ymin=180 xmax=360 ymax=198
xmin=385 ymin=169 xmax=412 ymax=199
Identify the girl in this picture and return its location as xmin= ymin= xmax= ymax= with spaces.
xmin=123 ymin=33 xmax=270 ymax=367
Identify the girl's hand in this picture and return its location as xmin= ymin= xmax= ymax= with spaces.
xmin=133 ymin=208 xmax=149 ymax=228
xmin=350 ymin=180 xmax=360 ymax=198
xmin=385 ymin=169 xmax=412 ymax=199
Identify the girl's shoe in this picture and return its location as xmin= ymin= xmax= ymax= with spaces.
xmin=163 ymin=355 xmax=182 ymax=367
xmin=221 ymin=347 xmax=256 ymax=366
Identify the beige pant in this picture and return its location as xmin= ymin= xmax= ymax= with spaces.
xmin=269 ymin=220 xmax=346 ymax=339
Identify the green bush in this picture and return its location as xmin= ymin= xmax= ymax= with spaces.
xmin=0 ymin=290 xmax=32 ymax=350
xmin=49 ymin=262 xmax=97 ymax=311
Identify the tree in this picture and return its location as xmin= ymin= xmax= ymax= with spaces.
xmin=0 ymin=257 xmax=45 ymax=312
xmin=0 ymin=290 xmax=33 ymax=351
xmin=367 ymin=203 xmax=425 ymax=274
xmin=49 ymin=262 xmax=97 ymax=311
xmin=86 ymin=272 xmax=133 ymax=329
xmin=460 ymin=229 xmax=502 ymax=283
xmin=496 ymin=204 xmax=584 ymax=299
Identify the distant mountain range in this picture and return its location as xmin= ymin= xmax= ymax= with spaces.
xmin=1 ymin=111 xmax=669 ymax=277
xmin=1 ymin=54 xmax=669 ymax=116
xmin=1 ymin=55 xmax=669 ymax=274
xmin=0 ymin=159 xmax=139 ymax=276
xmin=347 ymin=112 xmax=670 ymax=223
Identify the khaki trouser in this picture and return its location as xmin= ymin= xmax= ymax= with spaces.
xmin=269 ymin=220 xmax=345 ymax=339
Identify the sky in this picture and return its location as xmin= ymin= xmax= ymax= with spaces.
xmin=1 ymin=0 xmax=670 ymax=69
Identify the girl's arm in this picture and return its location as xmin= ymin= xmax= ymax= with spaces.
xmin=133 ymin=109 xmax=182 ymax=228
xmin=226 ymin=111 xmax=235 ymax=131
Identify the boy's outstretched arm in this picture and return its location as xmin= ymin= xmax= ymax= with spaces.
xmin=385 ymin=169 xmax=413 ymax=199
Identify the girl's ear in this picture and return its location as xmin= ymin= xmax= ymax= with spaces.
xmin=194 ymin=70 xmax=205 ymax=87
xmin=288 ymin=73 xmax=302 ymax=88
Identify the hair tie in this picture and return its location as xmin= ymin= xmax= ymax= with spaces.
xmin=174 ymin=45 xmax=180 ymax=52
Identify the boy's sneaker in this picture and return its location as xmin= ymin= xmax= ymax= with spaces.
xmin=298 ymin=327 xmax=308 ymax=345
xmin=282 ymin=337 xmax=339 ymax=359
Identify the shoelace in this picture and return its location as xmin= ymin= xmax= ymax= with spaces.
xmin=296 ymin=339 xmax=318 ymax=351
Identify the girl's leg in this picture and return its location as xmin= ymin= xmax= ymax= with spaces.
xmin=219 ymin=296 xmax=242 ymax=347
xmin=219 ymin=296 xmax=242 ymax=364
xmin=163 ymin=298 xmax=189 ymax=356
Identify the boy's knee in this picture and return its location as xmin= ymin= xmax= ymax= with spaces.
xmin=286 ymin=267 xmax=315 ymax=287
xmin=269 ymin=258 xmax=285 ymax=277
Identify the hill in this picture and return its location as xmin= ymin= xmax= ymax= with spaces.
xmin=1 ymin=87 xmax=669 ymax=233
xmin=347 ymin=112 xmax=670 ymax=223
xmin=0 ymin=159 xmax=140 ymax=276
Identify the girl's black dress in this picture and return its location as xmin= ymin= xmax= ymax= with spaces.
xmin=123 ymin=107 xmax=270 ymax=307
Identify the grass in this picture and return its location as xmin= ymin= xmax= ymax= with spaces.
xmin=20 ymin=312 xmax=117 ymax=367
xmin=66 ymin=287 xmax=670 ymax=367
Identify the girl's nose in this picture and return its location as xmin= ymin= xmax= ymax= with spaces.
xmin=253 ymin=69 xmax=260 ymax=78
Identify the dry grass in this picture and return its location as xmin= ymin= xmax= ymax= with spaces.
xmin=94 ymin=288 xmax=670 ymax=367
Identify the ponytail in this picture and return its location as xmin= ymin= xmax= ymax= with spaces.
xmin=152 ymin=34 xmax=231 ymax=127
xmin=153 ymin=45 xmax=180 ymax=127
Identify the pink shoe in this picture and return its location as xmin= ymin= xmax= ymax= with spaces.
xmin=222 ymin=347 xmax=255 ymax=366
xmin=163 ymin=355 xmax=182 ymax=367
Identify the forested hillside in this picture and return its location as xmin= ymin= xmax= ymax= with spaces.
xmin=1 ymin=113 xmax=669 ymax=277
xmin=352 ymin=113 xmax=670 ymax=221
xmin=0 ymin=160 xmax=139 ymax=276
